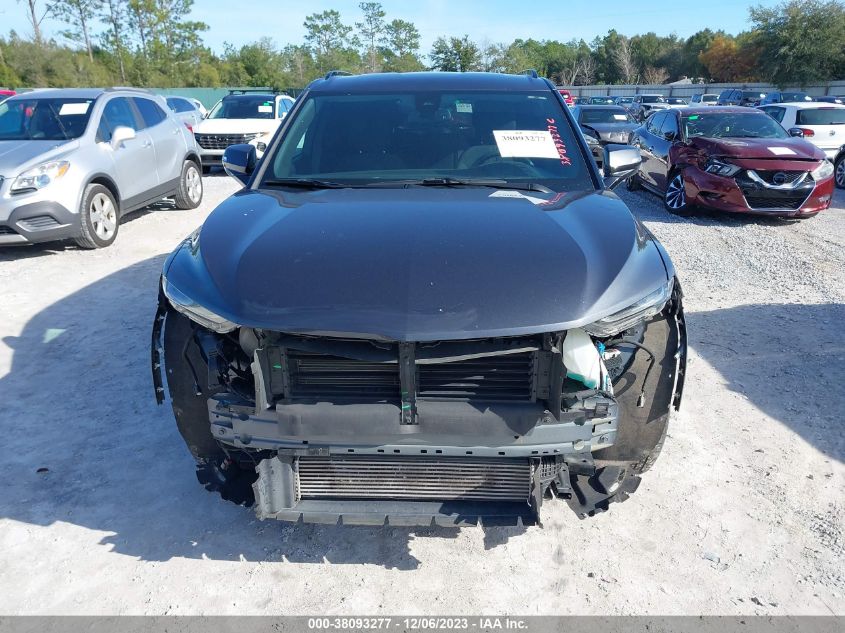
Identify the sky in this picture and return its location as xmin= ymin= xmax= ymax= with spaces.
xmin=1 ymin=0 xmax=786 ymax=54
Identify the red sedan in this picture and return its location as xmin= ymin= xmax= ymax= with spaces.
xmin=557 ymin=88 xmax=574 ymax=106
xmin=628 ymin=106 xmax=834 ymax=218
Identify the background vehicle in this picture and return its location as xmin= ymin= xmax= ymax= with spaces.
xmin=759 ymin=91 xmax=813 ymax=105
xmin=717 ymin=89 xmax=766 ymax=107
xmin=690 ymin=94 xmax=718 ymax=106
xmin=154 ymin=71 xmax=686 ymax=525
xmin=0 ymin=89 xmax=15 ymax=98
xmin=572 ymin=104 xmax=638 ymax=168
xmin=187 ymin=97 xmax=207 ymax=117
xmin=588 ymin=96 xmax=616 ymax=105
xmin=816 ymin=96 xmax=844 ymax=104
xmin=557 ymin=88 xmax=574 ymax=106
xmin=193 ymin=90 xmax=296 ymax=173
xmin=165 ymin=95 xmax=204 ymax=130
xmin=248 ymin=130 xmax=272 ymax=159
xmin=0 ymin=88 xmax=203 ymax=248
xmin=628 ymin=106 xmax=833 ymax=218
xmin=759 ymin=103 xmax=845 ymax=159
xmin=631 ymin=94 xmax=668 ymax=121
xmin=665 ymin=97 xmax=688 ymax=108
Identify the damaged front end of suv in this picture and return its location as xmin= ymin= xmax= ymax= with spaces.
xmin=152 ymin=71 xmax=686 ymax=526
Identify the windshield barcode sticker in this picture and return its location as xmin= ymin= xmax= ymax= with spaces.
xmin=258 ymin=105 xmax=273 ymax=113
xmin=58 ymin=102 xmax=90 ymax=116
xmin=493 ymin=130 xmax=561 ymax=159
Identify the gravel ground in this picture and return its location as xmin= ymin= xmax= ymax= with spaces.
xmin=0 ymin=173 xmax=842 ymax=615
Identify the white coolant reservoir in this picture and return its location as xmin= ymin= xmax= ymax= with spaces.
xmin=561 ymin=328 xmax=602 ymax=389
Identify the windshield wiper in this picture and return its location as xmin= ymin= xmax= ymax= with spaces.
xmin=262 ymin=178 xmax=348 ymax=189
xmin=408 ymin=177 xmax=555 ymax=193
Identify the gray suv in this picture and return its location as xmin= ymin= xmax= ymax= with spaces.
xmin=0 ymin=88 xmax=203 ymax=248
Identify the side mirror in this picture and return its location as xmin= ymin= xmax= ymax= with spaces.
xmin=223 ymin=144 xmax=257 ymax=185
xmin=110 ymin=125 xmax=136 ymax=150
xmin=788 ymin=128 xmax=805 ymax=138
xmin=603 ymin=144 xmax=642 ymax=190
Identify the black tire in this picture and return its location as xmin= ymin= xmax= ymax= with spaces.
xmin=835 ymin=154 xmax=845 ymax=189
xmin=173 ymin=160 xmax=203 ymax=210
xmin=626 ymin=171 xmax=641 ymax=191
xmin=74 ymin=183 xmax=119 ymax=249
xmin=163 ymin=309 xmax=257 ymax=506
xmin=663 ymin=170 xmax=695 ymax=216
xmin=201 ymin=164 xmax=212 ymax=175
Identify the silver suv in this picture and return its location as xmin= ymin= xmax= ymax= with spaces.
xmin=0 ymin=87 xmax=203 ymax=248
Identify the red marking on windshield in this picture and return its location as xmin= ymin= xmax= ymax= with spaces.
xmin=546 ymin=118 xmax=572 ymax=166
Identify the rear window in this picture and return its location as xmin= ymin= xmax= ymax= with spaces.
xmin=796 ymin=108 xmax=845 ymax=125
xmin=742 ymin=91 xmax=765 ymax=100
xmin=580 ymin=108 xmax=633 ymax=124
xmin=782 ymin=92 xmax=811 ymax=102
xmin=642 ymin=96 xmax=664 ymax=104
xmin=166 ymin=97 xmax=195 ymax=113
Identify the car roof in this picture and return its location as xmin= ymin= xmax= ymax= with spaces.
xmin=8 ymin=87 xmax=106 ymax=99
xmin=780 ymin=102 xmax=845 ymax=109
xmin=308 ymin=71 xmax=552 ymax=93
xmin=674 ymin=106 xmax=759 ymax=116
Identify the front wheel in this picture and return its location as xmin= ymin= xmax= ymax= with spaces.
xmin=664 ymin=171 xmax=694 ymax=216
xmin=834 ymin=154 xmax=845 ymax=189
xmin=75 ymin=184 xmax=119 ymax=249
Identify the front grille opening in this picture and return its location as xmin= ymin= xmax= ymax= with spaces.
xmin=744 ymin=195 xmax=807 ymax=210
xmin=418 ymin=352 xmax=534 ymax=401
xmin=0 ymin=225 xmax=17 ymax=236
xmin=285 ymin=349 xmax=535 ymax=403
xmin=288 ymin=351 xmax=400 ymax=401
xmin=195 ymin=133 xmax=254 ymax=150
xmin=296 ymin=455 xmax=530 ymax=501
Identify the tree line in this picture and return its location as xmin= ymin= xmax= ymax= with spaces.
xmin=1 ymin=0 xmax=844 ymax=91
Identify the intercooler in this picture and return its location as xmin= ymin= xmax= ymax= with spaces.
xmin=296 ymin=455 xmax=531 ymax=501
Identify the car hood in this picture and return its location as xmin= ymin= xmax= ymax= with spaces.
xmin=582 ymin=122 xmax=637 ymax=141
xmin=689 ymin=136 xmax=826 ymax=161
xmin=0 ymin=139 xmax=78 ymax=177
xmin=165 ymin=188 xmax=669 ymax=342
xmin=194 ymin=118 xmax=281 ymax=135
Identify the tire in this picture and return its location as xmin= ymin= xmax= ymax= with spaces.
xmin=835 ymin=154 xmax=845 ymax=189
xmin=663 ymin=170 xmax=694 ymax=216
xmin=201 ymin=164 xmax=212 ymax=175
xmin=626 ymin=171 xmax=641 ymax=191
xmin=163 ymin=309 xmax=257 ymax=506
xmin=173 ymin=160 xmax=203 ymax=210
xmin=74 ymin=183 xmax=119 ymax=249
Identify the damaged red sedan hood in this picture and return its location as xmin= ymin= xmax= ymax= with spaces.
xmin=688 ymin=136 xmax=826 ymax=162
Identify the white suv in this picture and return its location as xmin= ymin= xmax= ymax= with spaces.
xmin=760 ymin=102 xmax=845 ymax=159
xmin=0 ymin=88 xmax=202 ymax=248
xmin=193 ymin=91 xmax=295 ymax=173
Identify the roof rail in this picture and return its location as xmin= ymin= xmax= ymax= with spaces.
xmin=105 ymin=86 xmax=153 ymax=93
xmin=228 ymin=88 xmax=277 ymax=95
xmin=325 ymin=70 xmax=353 ymax=79
xmin=521 ymin=69 xmax=539 ymax=79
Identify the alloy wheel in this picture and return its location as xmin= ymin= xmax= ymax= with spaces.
xmin=836 ymin=159 xmax=845 ymax=188
xmin=665 ymin=173 xmax=687 ymax=210
xmin=186 ymin=164 xmax=203 ymax=204
xmin=89 ymin=192 xmax=117 ymax=240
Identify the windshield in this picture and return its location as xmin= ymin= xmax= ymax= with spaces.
xmin=782 ymin=92 xmax=810 ymax=102
xmin=618 ymin=97 xmax=633 ymax=103
xmin=796 ymin=108 xmax=845 ymax=125
xmin=642 ymin=96 xmax=665 ymax=104
xmin=579 ymin=107 xmax=634 ymax=124
xmin=668 ymin=98 xmax=687 ymax=104
xmin=743 ymin=92 xmax=765 ymax=100
xmin=262 ymin=90 xmax=593 ymax=191
xmin=0 ymin=97 xmax=95 ymax=140
xmin=589 ymin=97 xmax=615 ymax=104
xmin=682 ymin=112 xmax=789 ymax=139
xmin=208 ymin=95 xmax=276 ymax=119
